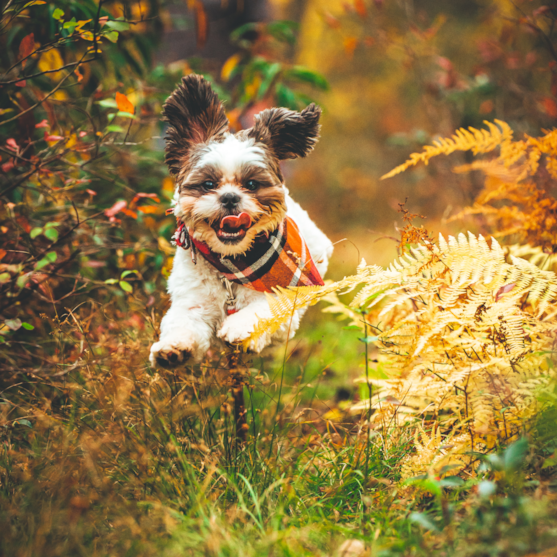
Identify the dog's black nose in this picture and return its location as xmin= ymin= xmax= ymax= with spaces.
xmin=220 ymin=192 xmax=241 ymax=208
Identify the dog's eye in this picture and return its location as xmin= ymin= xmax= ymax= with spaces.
xmin=201 ymin=181 xmax=215 ymax=192
xmin=245 ymin=180 xmax=259 ymax=191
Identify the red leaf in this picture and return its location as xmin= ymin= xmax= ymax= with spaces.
xmin=495 ymin=283 xmax=516 ymax=301
xmin=324 ymin=12 xmax=340 ymax=28
xmin=19 ymin=33 xmax=35 ymax=69
xmin=2 ymin=161 xmax=14 ymax=173
xmin=121 ymin=208 xmax=138 ymax=219
xmin=6 ymin=138 xmax=19 ymax=151
xmin=541 ymin=97 xmax=557 ymax=118
xmin=105 ymin=200 xmax=127 ymax=218
xmin=115 ymin=92 xmax=134 ymax=114
xmin=132 ymin=192 xmax=160 ymax=204
xmin=15 ymin=80 xmax=27 ymax=87
xmin=86 ymin=189 xmax=97 ymax=196
xmin=79 ymin=131 xmax=88 ymax=137
xmin=35 ymin=119 xmax=49 ymax=128
xmin=44 ymin=131 xmax=64 ymax=142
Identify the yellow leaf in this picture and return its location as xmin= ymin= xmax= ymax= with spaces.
xmin=221 ymin=53 xmax=242 ymax=82
xmin=38 ymin=48 xmax=64 ymax=81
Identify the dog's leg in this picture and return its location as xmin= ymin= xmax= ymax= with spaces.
xmin=150 ymin=251 xmax=219 ymax=368
xmin=218 ymin=294 xmax=302 ymax=353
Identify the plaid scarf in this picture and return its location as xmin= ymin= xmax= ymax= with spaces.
xmin=174 ymin=217 xmax=324 ymax=293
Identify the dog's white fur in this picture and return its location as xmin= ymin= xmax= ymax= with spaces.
xmin=150 ymin=188 xmax=333 ymax=365
xmin=150 ymin=77 xmax=332 ymax=366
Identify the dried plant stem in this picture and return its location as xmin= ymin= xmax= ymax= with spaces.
xmin=227 ymin=345 xmax=247 ymax=445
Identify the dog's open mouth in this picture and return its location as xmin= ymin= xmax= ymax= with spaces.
xmin=212 ymin=212 xmax=253 ymax=244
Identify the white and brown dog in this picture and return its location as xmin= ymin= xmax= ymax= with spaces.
xmin=150 ymin=75 xmax=333 ymax=368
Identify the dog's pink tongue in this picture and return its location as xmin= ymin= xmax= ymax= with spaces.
xmin=220 ymin=212 xmax=252 ymax=230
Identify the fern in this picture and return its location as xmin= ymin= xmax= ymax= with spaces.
xmin=251 ymin=233 xmax=557 ymax=477
xmin=383 ymin=120 xmax=557 ymax=253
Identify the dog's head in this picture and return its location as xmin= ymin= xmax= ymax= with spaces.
xmin=162 ymin=74 xmax=321 ymax=256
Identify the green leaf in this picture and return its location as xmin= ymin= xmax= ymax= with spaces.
xmin=44 ymin=227 xmax=59 ymax=242
xmin=16 ymin=274 xmax=29 ymax=289
xmin=45 ymin=222 xmax=60 ymax=228
xmin=230 ymin=22 xmax=258 ymax=43
xmin=0 ymin=272 xmax=11 ymax=284
xmin=104 ymin=278 xmax=118 ymax=284
xmin=504 ymin=437 xmax=528 ymax=472
xmin=275 ymin=83 xmax=298 ymax=109
xmin=439 ymin=476 xmax=464 ymax=488
xmin=63 ymin=17 xmax=77 ymax=34
xmin=284 ymin=67 xmax=329 ymax=91
xmin=15 ymin=419 xmax=32 ymax=427
xmin=30 ymin=227 xmax=43 ymax=239
xmin=257 ymin=62 xmax=281 ymax=99
xmin=121 ymin=270 xmax=138 ymax=278
xmin=267 ymin=21 xmax=298 ymax=45
xmin=105 ymin=19 xmax=130 ymax=31
xmin=106 ymin=125 xmax=124 ymax=133
xmin=104 ymin=30 xmax=119 ymax=43
xmin=52 ymin=8 xmax=64 ymax=20
xmin=409 ymin=512 xmax=439 ymax=532
xmin=119 ymin=280 xmax=133 ymax=293
xmin=359 ymin=336 xmax=379 ymax=344
xmin=35 ymin=251 xmax=57 ymax=270
xmin=22 ymin=322 xmax=35 ymax=330
xmin=97 ymin=99 xmax=118 ymax=108
xmin=343 ymin=325 xmax=362 ymax=331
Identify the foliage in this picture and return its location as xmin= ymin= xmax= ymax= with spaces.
xmin=382 ymin=120 xmax=557 ymax=254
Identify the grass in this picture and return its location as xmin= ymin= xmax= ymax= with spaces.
xmin=1 ymin=304 xmax=557 ymax=557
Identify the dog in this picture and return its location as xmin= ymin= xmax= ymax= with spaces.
xmin=150 ymin=75 xmax=333 ymax=368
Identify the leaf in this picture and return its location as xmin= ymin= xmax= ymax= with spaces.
xmin=44 ymin=227 xmax=58 ymax=242
xmin=194 ymin=0 xmax=208 ymax=49
xmin=284 ymin=66 xmax=329 ymax=91
xmin=503 ymin=437 xmax=528 ymax=472
xmin=121 ymin=270 xmax=138 ymax=278
xmin=106 ymin=125 xmax=125 ymax=133
xmin=267 ymin=21 xmax=298 ymax=44
xmin=97 ymin=99 xmax=118 ymax=108
xmin=104 ymin=31 xmax=119 ymax=43
xmin=119 ymin=280 xmax=133 ymax=293
xmin=439 ymin=476 xmax=464 ymax=488
xmin=22 ymin=322 xmax=34 ymax=330
xmin=258 ymin=62 xmax=282 ymax=99
xmin=409 ymin=512 xmax=439 ymax=532
xmin=359 ymin=335 xmax=379 ymax=343
xmin=104 ymin=278 xmax=118 ymax=284
xmin=30 ymin=227 xmax=43 ymax=239
xmin=105 ymin=19 xmax=130 ymax=32
xmin=105 ymin=200 xmax=127 ymax=218
xmin=221 ymin=53 xmax=242 ymax=82
xmin=495 ymin=282 xmax=515 ymax=301
xmin=354 ymin=0 xmax=368 ymax=18
xmin=477 ymin=480 xmax=497 ymax=498
xmin=5 ymin=318 xmax=22 ymax=331
xmin=35 ymin=251 xmax=57 ymax=270
xmin=19 ymin=33 xmax=35 ymax=69
xmin=52 ymin=8 xmax=64 ymax=20
xmin=0 ymin=272 xmax=10 ymax=284
xmin=15 ymin=419 xmax=32 ymax=427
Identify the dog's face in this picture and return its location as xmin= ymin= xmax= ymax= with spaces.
xmin=162 ymin=75 xmax=321 ymax=256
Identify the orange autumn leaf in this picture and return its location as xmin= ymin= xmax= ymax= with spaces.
xmin=354 ymin=0 xmax=367 ymax=18
xmin=19 ymin=33 xmax=35 ymax=69
xmin=344 ymin=37 xmax=359 ymax=57
xmin=541 ymin=97 xmax=557 ymax=118
xmin=194 ymin=0 xmax=208 ymax=49
xmin=115 ymin=92 xmax=135 ymax=114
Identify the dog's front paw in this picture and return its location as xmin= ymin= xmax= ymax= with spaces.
xmin=150 ymin=334 xmax=196 ymax=368
xmin=217 ymin=310 xmax=270 ymax=353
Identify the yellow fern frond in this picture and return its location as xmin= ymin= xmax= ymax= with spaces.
xmin=381 ymin=120 xmax=513 ymax=179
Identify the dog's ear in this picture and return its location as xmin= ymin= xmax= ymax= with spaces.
xmin=247 ymin=103 xmax=321 ymax=160
xmin=162 ymin=75 xmax=229 ymax=175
